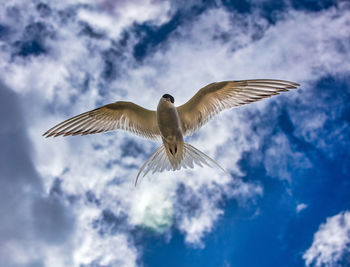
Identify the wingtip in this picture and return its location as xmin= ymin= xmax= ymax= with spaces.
xmin=134 ymin=170 xmax=142 ymax=187
xmin=42 ymin=132 xmax=52 ymax=138
xmin=44 ymin=132 xmax=54 ymax=138
xmin=289 ymin=81 xmax=300 ymax=87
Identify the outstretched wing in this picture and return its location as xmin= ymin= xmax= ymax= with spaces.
xmin=43 ymin=101 xmax=160 ymax=139
xmin=177 ymin=79 xmax=299 ymax=136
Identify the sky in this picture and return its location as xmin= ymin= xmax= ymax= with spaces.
xmin=0 ymin=0 xmax=349 ymax=266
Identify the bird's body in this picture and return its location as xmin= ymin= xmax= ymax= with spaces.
xmin=157 ymin=97 xmax=185 ymax=170
xmin=43 ymin=79 xmax=300 ymax=185
xmin=157 ymin=97 xmax=184 ymax=148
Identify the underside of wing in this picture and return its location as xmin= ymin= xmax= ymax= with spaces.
xmin=43 ymin=101 xmax=160 ymax=139
xmin=177 ymin=79 xmax=299 ymax=136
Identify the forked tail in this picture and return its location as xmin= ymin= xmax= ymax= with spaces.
xmin=135 ymin=143 xmax=227 ymax=186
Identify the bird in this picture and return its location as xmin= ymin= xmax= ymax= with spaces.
xmin=43 ymin=79 xmax=299 ymax=185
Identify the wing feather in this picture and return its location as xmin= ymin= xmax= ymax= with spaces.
xmin=177 ymin=79 xmax=299 ymax=136
xmin=43 ymin=101 xmax=160 ymax=139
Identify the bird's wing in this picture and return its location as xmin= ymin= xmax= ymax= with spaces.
xmin=43 ymin=101 xmax=160 ymax=139
xmin=177 ymin=79 xmax=299 ymax=136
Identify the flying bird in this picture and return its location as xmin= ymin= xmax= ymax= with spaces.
xmin=43 ymin=79 xmax=299 ymax=185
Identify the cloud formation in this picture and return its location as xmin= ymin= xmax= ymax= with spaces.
xmin=0 ymin=81 xmax=75 ymax=267
xmin=0 ymin=0 xmax=349 ymax=266
xmin=296 ymin=203 xmax=308 ymax=213
xmin=303 ymin=211 xmax=350 ymax=267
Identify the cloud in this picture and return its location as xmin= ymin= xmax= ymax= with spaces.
xmin=0 ymin=81 xmax=75 ymax=267
xmin=296 ymin=203 xmax=308 ymax=213
xmin=0 ymin=0 xmax=349 ymax=266
xmin=77 ymin=0 xmax=172 ymax=39
xmin=72 ymin=215 xmax=138 ymax=267
xmin=303 ymin=210 xmax=350 ymax=267
xmin=263 ymin=132 xmax=312 ymax=181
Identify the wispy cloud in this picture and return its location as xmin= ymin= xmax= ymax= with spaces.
xmin=296 ymin=203 xmax=308 ymax=213
xmin=303 ymin=210 xmax=350 ymax=266
xmin=0 ymin=0 xmax=349 ymax=266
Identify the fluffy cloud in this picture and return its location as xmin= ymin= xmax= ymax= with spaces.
xmin=0 ymin=0 xmax=349 ymax=266
xmin=296 ymin=203 xmax=308 ymax=213
xmin=0 ymin=82 xmax=75 ymax=267
xmin=303 ymin=211 xmax=350 ymax=267
xmin=77 ymin=0 xmax=172 ymax=39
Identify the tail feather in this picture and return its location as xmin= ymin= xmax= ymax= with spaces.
xmin=135 ymin=143 xmax=227 ymax=186
xmin=183 ymin=143 xmax=227 ymax=173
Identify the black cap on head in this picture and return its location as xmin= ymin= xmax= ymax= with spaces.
xmin=162 ymin=94 xmax=174 ymax=103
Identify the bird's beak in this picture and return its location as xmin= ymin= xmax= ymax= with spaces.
xmin=165 ymin=98 xmax=171 ymax=102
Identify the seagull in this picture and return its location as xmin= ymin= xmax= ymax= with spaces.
xmin=43 ymin=79 xmax=299 ymax=185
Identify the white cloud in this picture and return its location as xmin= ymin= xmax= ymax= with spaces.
xmin=296 ymin=203 xmax=308 ymax=213
xmin=129 ymin=177 xmax=175 ymax=231
xmin=73 ymin=209 xmax=138 ymax=267
xmin=1 ymin=1 xmax=350 ymax=266
xmin=264 ymin=133 xmax=312 ymax=181
xmin=77 ymin=0 xmax=171 ymax=39
xmin=99 ymin=0 xmax=172 ymax=25
xmin=303 ymin=211 xmax=350 ymax=267
xmin=179 ymin=202 xmax=224 ymax=246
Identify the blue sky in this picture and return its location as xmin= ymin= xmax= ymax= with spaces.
xmin=0 ymin=0 xmax=349 ymax=267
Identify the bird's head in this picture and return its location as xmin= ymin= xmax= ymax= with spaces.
xmin=162 ymin=94 xmax=175 ymax=104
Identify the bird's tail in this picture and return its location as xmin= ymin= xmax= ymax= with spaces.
xmin=135 ymin=142 xmax=226 ymax=186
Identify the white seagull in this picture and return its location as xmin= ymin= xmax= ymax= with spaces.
xmin=43 ymin=79 xmax=299 ymax=185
